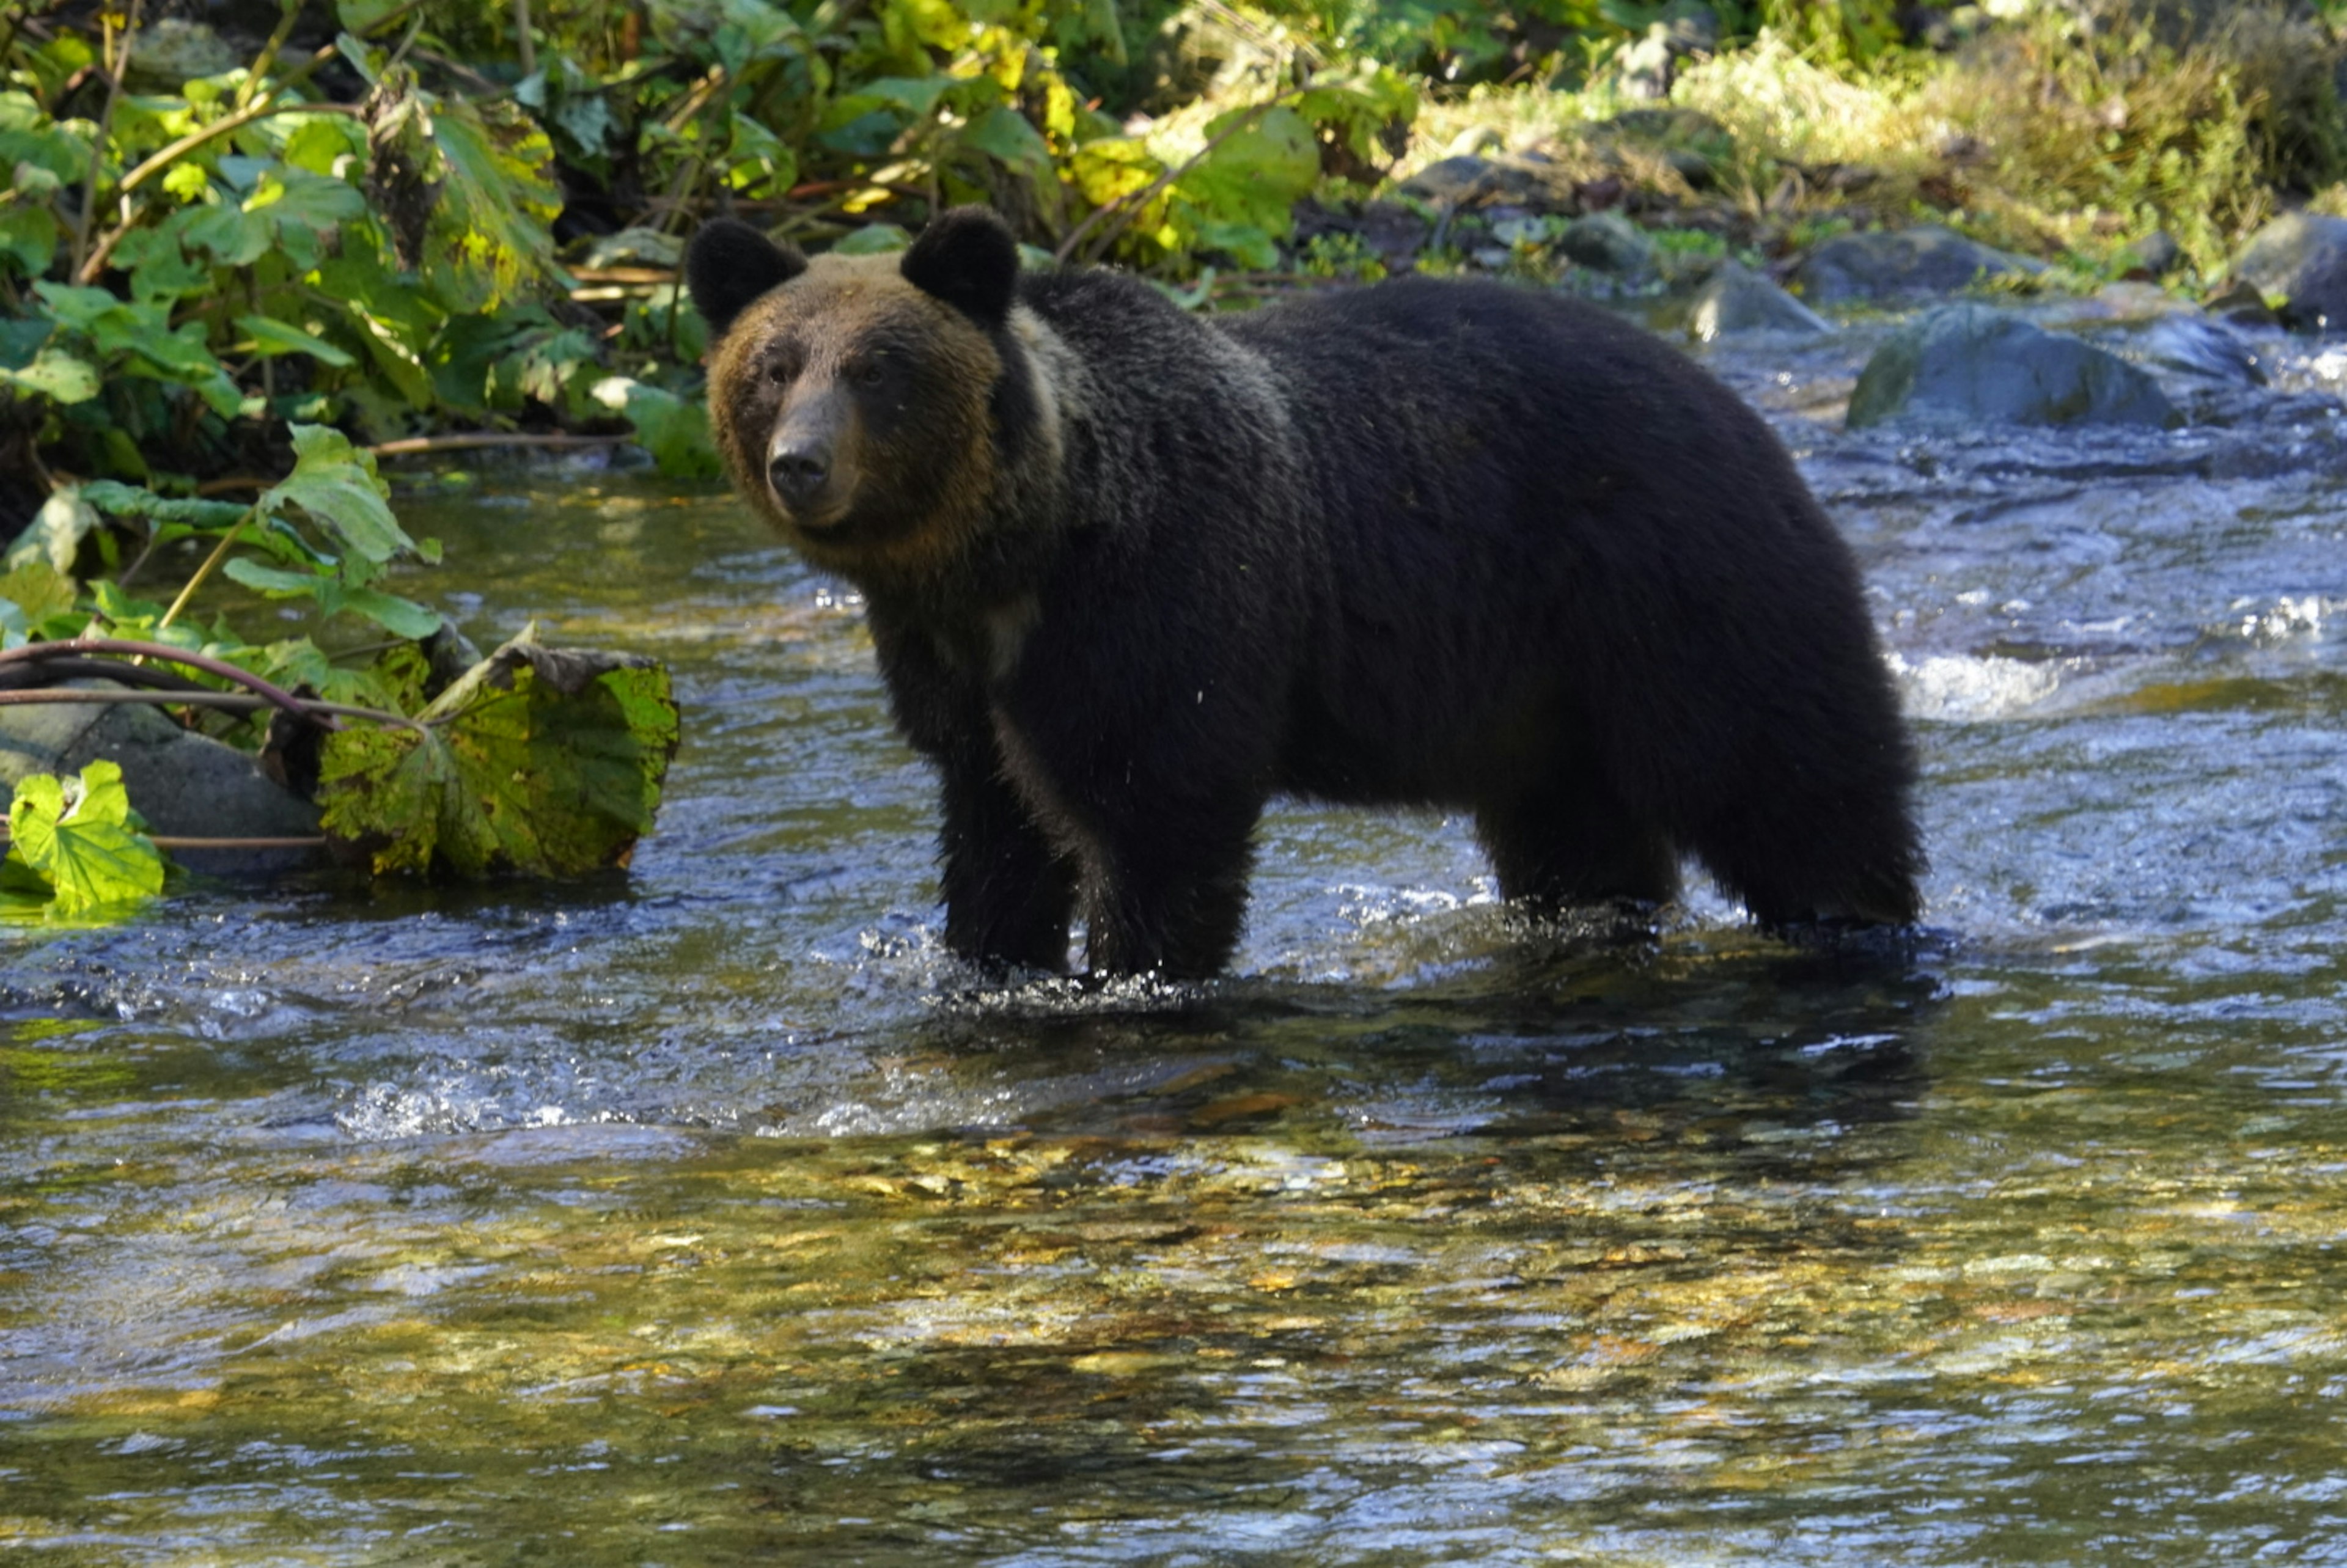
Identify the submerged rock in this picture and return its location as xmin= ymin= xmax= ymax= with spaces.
xmin=1790 ymin=225 xmax=2044 ymax=304
xmin=1687 ymin=262 xmax=1833 ymax=340
xmin=0 ymin=684 xmax=320 ymax=874
xmin=1846 ymin=304 xmax=2178 ymax=430
xmin=2228 ymin=212 xmax=2347 ymax=332
xmin=2130 ymin=314 xmax=2268 ymax=386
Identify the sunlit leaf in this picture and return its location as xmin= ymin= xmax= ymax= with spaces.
xmin=258 ymin=423 xmax=415 ymax=566
xmin=4 ymin=763 xmax=168 ymax=918
xmin=0 ymin=348 xmax=99 ymax=404
xmin=236 ymin=314 xmax=358 ymax=368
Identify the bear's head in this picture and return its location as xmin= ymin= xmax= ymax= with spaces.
xmin=687 ymin=208 xmax=1035 ymax=585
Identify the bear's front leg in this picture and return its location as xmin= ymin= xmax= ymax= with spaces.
xmin=936 ymin=728 xmax=1077 ymax=973
xmin=1080 ymin=793 xmax=1263 ymax=980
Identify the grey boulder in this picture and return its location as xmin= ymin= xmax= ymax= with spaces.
xmin=0 ymin=684 xmax=321 ymax=874
xmin=1846 ymin=304 xmax=2178 ymax=430
xmin=1791 ymin=225 xmax=2044 ymax=304
xmin=2228 ymin=212 xmax=2347 ymax=332
xmin=1687 ymin=262 xmax=1832 ymax=339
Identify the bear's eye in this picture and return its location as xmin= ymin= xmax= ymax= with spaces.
xmin=845 ymin=356 xmax=888 ymax=389
xmin=765 ymin=352 xmax=801 ymax=386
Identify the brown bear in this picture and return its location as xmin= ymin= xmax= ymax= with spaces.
xmin=686 ymin=207 xmax=1923 ymax=978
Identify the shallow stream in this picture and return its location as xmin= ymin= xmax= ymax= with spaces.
xmin=2 ymin=300 xmax=2343 ymax=1564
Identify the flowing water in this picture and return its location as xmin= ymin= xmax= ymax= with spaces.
xmin=2 ymin=298 xmax=2343 ymax=1564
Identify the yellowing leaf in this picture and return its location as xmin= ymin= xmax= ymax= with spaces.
xmin=317 ymin=626 xmax=680 ymax=879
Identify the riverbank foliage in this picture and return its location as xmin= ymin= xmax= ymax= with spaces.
xmin=4 ymin=1 xmax=2346 ymax=517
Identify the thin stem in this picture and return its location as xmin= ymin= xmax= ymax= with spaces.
xmin=0 ymin=637 xmax=329 ymax=728
xmin=153 ymin=507 xmax=254 ymax=634
xmin=68 ymin=0 xmax=142 ymax=282
xmin=233 ymin=0 xmax=303 ymax=112
xmin=515 ymin=0 xmax=535 ymax=77
xmin=0 ymin=827 xmax=329 ymax=851
xmin=366 ymin=431 xmax=630 ymax=457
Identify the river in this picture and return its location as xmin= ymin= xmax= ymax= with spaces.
xmin=2 ymin=297 xmax=2343 ymax=1564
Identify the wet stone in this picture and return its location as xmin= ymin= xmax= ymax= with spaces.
xmin=2129 ymin=314 xmax=2268 ymax=386
xmin=1790 ymin=225 xmax=2044 ymax=304
xmin=2228 ymin=212 xmax=2347 ymax=332
xmin=1846 ymin=303 xmax=2179 ymax=430
xmin=0 ymin=682 xmax=321 ymax=874
xmin=1687 ymin=261 xmax=1833 ymax=340
xmin=1558 ymin=212 xmax=1655 ymax=276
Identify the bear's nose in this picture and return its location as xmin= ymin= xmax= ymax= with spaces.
xmin=767 ymin=444 xmax=831 ymax=510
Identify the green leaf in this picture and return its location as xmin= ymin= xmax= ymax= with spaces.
xmin=389 ymin=85 xmax=566 ymax=314
xmin=0 ymin=559 xmax=78 ymax=627
xmin=5 ymin=762 xmax=168 ymax=917
xmin=338 ymin=587 xmax=442 ymax=640
xmin=963 ymin=106 xmax=1053 ymax=174
xmin=236 ymin=313 xmax=358 ymax=368
xmin=222 ymin=556 xmax=330 ymax=597
xmin=830 ymin=223 xmax=911 ymax=256
xmin=590 ymin=376 xmax=719 ymax=478
xmin=2 ymin=487 xmax=101 ymax=573
xmin=317 ymin=626 xmax=679 ymax=879
xmin=0 ymin=203 xmax=58 ymax=277
xmin=79 ymin=480 xmax=251 ymax=529
xmin=0 ymin=348 xmax=100 ymax=405
xmin=259 ymin=423 xmax=416 ymax=566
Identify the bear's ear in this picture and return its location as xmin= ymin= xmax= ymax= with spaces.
xmin=902 ymin=207 xmax=1019 ymax=327
xmin=686 ymin=219 xmax=808 ymax=337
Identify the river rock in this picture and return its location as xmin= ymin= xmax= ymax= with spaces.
xmin=1687 ymin=262 xmax=1832 ymax=339
xmin=1790 ymin=225 xmax=2044 ymax=304
xmin=1395 ymin=153 xmax=1563 ymax=210
xmin=1846 ymin=304 xmax=2178 ymax=430
xmin=2130 ymin=315 xmax=2267 ymax=386
xmin=2227 ymin=212 xmax=2347 ymax=332
xmin=1558 ymin=212 xmax=1654 ymax=275
xmin=0 ymin=684 xmax=321 ymax=874
xmin=2123 ymin=229 xmax=2184 ymax=279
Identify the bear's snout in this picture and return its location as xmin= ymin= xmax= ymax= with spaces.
xmin=767 ymin=441 xmax=831 ymax=512
xmin=763 ymin=390 xmax=857 ymax=529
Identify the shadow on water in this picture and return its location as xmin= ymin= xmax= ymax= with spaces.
xmin=2 ymin=306 xmax=2346 ymax=1563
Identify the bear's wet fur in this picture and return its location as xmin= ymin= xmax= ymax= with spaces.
xmin=689 ymin=206 xmax=1924 ymax=978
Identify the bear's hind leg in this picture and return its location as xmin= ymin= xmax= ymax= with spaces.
xmin=1474 ymin=769 xmax=1680 ymax=913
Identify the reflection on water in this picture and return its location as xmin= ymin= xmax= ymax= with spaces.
xmin=2 ymin=308 xmax=2345 ymax=1564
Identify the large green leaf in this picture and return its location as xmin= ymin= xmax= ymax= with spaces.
xmin=317 ymin=626 xmax=680 ymax=879
xmin=258 ymin=423 xmax=414 ymax=566
xmin=5 ymin=763 xmax=168 ymax=917
xmin=0 ymin=348 xmax=100 ymax=404
xmin=421 ymin=93 xmax=566 ymax=313
xmin=237 ymin=314 xmax=358 ymax=368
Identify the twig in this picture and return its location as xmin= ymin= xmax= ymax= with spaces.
xmin=514 ymin=0 xmax=535 ymax=78
xmin=233 ymin=0 xmax=303 ymax=113
xmin=366 ymin=431 xmax=631 ymax=457
xmin=0 ymin=827 xmax=329 ymax=851
xmin=0 ymin=639 xmax=329 ymax=728
xmin=68 ymin=0 xmax=142 ymax=282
